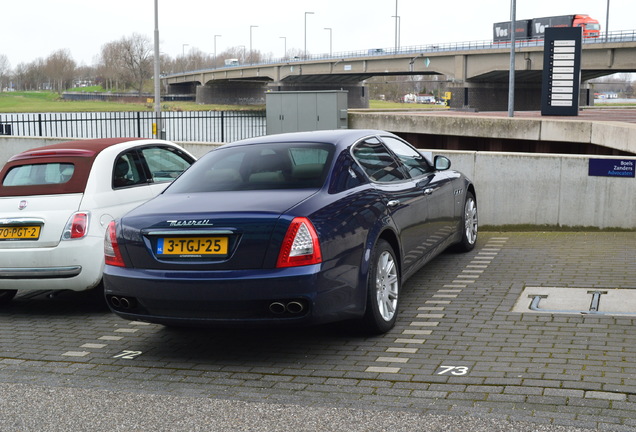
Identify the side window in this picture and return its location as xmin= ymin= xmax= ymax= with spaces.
xmin=381 ymin=136 xmax=432 ymax=178
xmin=351 ymin=138 xmax=405 ymax=183
xmin=112 ymin=152 xmax=146 ymax=189
xmin=140 ymin=146 xmax=193 ymax=183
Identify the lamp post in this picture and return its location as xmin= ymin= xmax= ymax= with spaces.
xmin=250 ymin=25 xmax=258 ymax=64
xmin=324 ymin=28 xmax=332 ymax=56
xmin=153 ymin=0 xmax=161 ymax=139
xmin=182 ymin=44 xmax=188 ymax=72
xmin=394 ymin=0 xmax=399 ymax=52
xmin=391 ymin=15 xmax=400 ymax=51
xmin=304 ymin=11 xmax=314 ymax=58
xmin=214 ymin=34 xmax=221 ymax=68
xmin=280 ymin=36 xmax=287 ymax=59
xmin=508 ymin=0 xmax=516 ymax=118
xmin=605 ymin=0 xmax=610 ymax=42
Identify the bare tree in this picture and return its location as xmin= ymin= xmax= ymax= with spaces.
xmin=44 ymin=49 xmax=76 ymax=92
xmin=0 ymin=54 xmax=10 ymax=91
xmin=121 ymin=33 xmax=153 ymax=94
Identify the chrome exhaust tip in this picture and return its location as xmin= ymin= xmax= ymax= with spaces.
xmin=269 ymin=302 xmax=286 ymax=315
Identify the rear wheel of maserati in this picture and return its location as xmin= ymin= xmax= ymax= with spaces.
xmin=362 ymin=239 xmax=400 ymax=334
xmin=0 ymin=289 xmax=17 ymax=306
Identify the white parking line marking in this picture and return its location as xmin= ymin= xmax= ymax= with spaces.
xmin=62 ymin=351 xmax=90 ymax=357
xmin=115 ymin=328 xmax=139 ymax=333
xmin=387 ymin=347 xmax=418 ymax=354
xmin=377 ymin=356 xmax=409 ymax=363
xmin=81 ymin=343 xmax=106 ymax=349
xmin=365 ymin=366 xmax=401 ymax=373
xmin=99 ymin=336 xmax=124 ymax=341
xmin=394 ymin=338 xmax=427 ymax=344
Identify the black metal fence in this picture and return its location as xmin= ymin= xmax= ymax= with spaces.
xmin=0 ymin=111 xmax=267 ymax=143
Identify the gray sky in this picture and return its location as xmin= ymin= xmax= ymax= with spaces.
xmin=2 ymin=0 xmax=633 ymax=67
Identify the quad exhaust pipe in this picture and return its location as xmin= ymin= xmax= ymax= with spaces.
xmin=268 ymin=300 xmax=305 ymax=315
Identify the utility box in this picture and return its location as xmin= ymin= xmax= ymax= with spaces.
xmin=266 ymin=90 xmax=348 ymax=135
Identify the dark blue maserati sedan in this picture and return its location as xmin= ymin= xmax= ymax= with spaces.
xmin=104 ymin=129 xmax=477 ymax=334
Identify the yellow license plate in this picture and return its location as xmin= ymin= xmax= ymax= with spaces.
xmin=157 ymin=237 xmax=228 ymax=256
xmin=0 ymin=225 xmax=41 ymax=240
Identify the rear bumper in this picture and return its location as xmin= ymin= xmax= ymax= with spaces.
xmin=0 ymin=236 xmax=104 ymax=291
xmin=103 ymin=263 xmax=365 ymax=327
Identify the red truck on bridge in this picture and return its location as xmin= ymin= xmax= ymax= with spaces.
xmin=493 ymin=14 xmax=601 ymax=42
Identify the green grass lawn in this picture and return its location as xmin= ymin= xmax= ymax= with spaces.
xmin=0 ymin=91 xmax=264 ymax=113
xmin=0 ymin=91 xmax=450 ymax=113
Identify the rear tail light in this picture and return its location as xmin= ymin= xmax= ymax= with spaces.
xmin=104 ymin=220 xmax=125 ymax=267
xmin=62 ymin=212 xmax=89 ymax=240
xmin=276 ymin=217 xmax=322 ymax=268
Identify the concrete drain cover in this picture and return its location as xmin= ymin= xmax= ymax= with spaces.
xmin=513 ymin=287 xmax=636 ymax=315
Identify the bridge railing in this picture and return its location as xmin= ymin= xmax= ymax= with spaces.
xmin=164 ymin=30 xmax=636 ymax=79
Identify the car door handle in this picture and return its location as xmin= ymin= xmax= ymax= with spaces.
xmin=387 ymin=200 xmax=400 ymax=208
xmin=423 ymin=188 xmax=434 ymax=195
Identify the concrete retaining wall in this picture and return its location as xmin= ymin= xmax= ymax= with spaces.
xmin=1 ymin=136 xmax=634 ymax=229
xmin=434 ymin=150 xmax=636 ymax=229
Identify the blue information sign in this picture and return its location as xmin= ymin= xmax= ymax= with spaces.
xmin=588 ymin=159 xmax=635 ymax=178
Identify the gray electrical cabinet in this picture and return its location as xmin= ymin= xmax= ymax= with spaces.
xmin=266 ymin=90 xmax=348 ymax=135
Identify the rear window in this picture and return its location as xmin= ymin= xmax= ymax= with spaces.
xmin=3 ymin=163 xmax=75 ymax=186
xmin=166 ymin=143 xmax=333 ymax=193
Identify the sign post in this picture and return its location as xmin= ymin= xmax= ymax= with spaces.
xmin=541 ymin=27 xmax=582 ymax=116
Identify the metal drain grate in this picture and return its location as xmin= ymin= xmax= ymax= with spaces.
xmin=513 ymin=287 xmax=636 ymax=315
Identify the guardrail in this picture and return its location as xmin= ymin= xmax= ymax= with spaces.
xmin=164 ymin=29 xmax=636 ymax=78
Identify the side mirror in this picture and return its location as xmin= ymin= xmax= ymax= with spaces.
xmin=434 ymin=155 xmax=451 ymax=171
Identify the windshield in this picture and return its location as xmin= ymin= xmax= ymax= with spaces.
xmin=165 ymin=142 xmax=334 ymax=193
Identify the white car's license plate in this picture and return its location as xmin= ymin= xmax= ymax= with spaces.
xmin=0 ymin=226 xmax=41 ymax=240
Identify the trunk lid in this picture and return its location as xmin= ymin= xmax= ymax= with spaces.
xmin=0 ymin=194 xmax=82 ymax=248
xmin=120 ymin=190 xmax=317 ymax=270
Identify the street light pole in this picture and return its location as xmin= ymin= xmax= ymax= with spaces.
xmin=250 ymin=25 xmax=258 ymax=64
xmin=605 ymin=0 xmax=610 ymax=42
xmin=153 ymin=0 xmax=161 ymax=139
xmin=391 ymin=15 xmax=400 ymax=51
xmin=394 ymin=0 xmax=398 ymax=52
xmin=182 ymin=43 xmax=189 ymax=72
xmin=280 ymin=36 xmax=287 ymax=59
xmin=324 ymin=28 xmax=332 ymax=56
xmin=214 ymin=34 xmax=221 ymax=68
xmin=508 ymin=0 xmax=516 ymax=117
xmin=304 ymin=11 xmax=314 ymax=58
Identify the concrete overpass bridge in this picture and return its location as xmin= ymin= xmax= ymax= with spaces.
xmin=163 ymin=31 xmax=636 ymax=111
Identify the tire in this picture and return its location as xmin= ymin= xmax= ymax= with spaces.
xmin=455 ymin=191 xmax=478 ymax=252
xmin=0 ymin=289 xmax=17 ymax=306
xmin=362 ymin=239 xmax=400 ymax=334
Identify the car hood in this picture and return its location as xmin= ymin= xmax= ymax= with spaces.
xmin=119 ymin=189 xmax=319 ymax=270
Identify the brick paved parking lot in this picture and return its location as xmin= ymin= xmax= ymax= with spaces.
xmin=0 ymin=232 xmax=634 ymax=431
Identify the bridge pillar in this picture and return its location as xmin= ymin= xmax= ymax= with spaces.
xmin=268 ymin=83 xmax=369 ymax=109
xmin=196 ymin=81 xmax=268 ymax=105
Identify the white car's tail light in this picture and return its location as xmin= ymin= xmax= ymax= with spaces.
xmin=276 ymin=217 xmax=322 ymax=268
xmin=62 ymin=212 xmax=89 ymax=240
xmin=104 ymin=221 xmax=125 ymax=267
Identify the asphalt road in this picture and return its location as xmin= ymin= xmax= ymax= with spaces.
xmin=1 ymin=232 xmax=634 ymax=431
